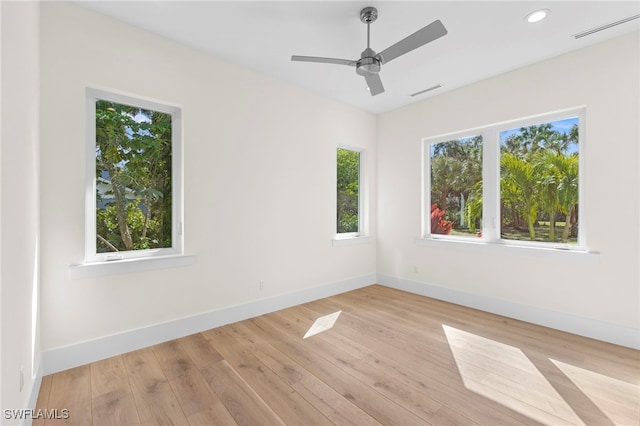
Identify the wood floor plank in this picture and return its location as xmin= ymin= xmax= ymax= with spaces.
xmin=321 ymin=293 xmax=567 ymax=426
xmin=249 ymin=314 xmax=431 ymax=425
xmin=123 ymin=347 xmax=188 ymax=426
xmin=206 ymin=325 xmax=333 ymax=425
xmin=200 ymin=360 xmax=285 ymax=426
xmin=306 ymin=293 xmax=549 ymax=426
xmin=333 ymin=293 xmax=566 ymax=420
xmin=428 ymin=405 xmax=480 ymax=426
xmin=90 ymin=355 xmax=140 ymax=426
xmin=90 ymin=355 xmax=130 ymax=398
xmin=45 ymin=365 xmax=92 ymax=425
xmin=269 ymin=307 xmax=445 ymax=421
xmin=225 ymin=320 xmax=383 ymax=426
xmin=223 ymin=321 xmax=307 ymax=385
xmin=291 ymin=375 xmax=384 ymax=426
xmin=168 ymin=367 xmax=229 ymax=420
xmin=527 ymin=352 xmax=639 ymax=425
xmin=152 ymin=339 xmax=226 ymax=419
xmin=365 ymin=285 xmax=640 ymax=378
xmin=328 ymin=287 xmax=636 ymax=396
xmin=35 ymin=285 xmax=640 ymax=426
xmin=92 ymin=388 xmax=140 ymax=426
xmin=336 ymin=286 xmax=640 ymax=425
xmin=178 ymin=332 xmax=223 ymax=368
xmin=293 ymin=302 xmax=535 ymax=426
xmin=151 ymin=340 xmax=192 ymax=380
xmin=186 ymin=405 xmax=238 ymax=426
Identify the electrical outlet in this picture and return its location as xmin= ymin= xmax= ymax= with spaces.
xmin=259 ymin=280 xmax=265 ymax=291
xmin=20 ymin=366 xmax=24 ymax=392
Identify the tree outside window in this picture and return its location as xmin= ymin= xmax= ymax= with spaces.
xmin=429 ymin=136 xmax=483 ymax=236
xmin=425 ymin=111 xmax=582 ymax=247
xmin=500 ymin=118 xmax=579 ymax=243
xmin=95 ymin=100 xmax=173 ymax=253
xmin=337 ymin=148 xmax=360 ymax=234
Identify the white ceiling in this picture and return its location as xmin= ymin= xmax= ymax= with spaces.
xmin=75 ymin=1 xmax=640 ymax=114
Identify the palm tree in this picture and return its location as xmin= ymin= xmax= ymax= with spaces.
xmin=536 ymin=152 xmax=562 ymax=241
xmin=430 ymin=155 xmax=464 ymax=209
xmin=431 ymin=136 xmax=483 ymax=226
xmin=552 ymin=153 xmax=579 ymax=242
xmin=501 ymin=153 xmax=538 ymax=239
xmin=512 ymin=124 xmax=555 ymax=154
xmin=465 ymin=180 xmax=483 ymax=233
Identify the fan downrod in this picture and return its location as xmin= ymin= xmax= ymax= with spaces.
xmin=356 ymin=7 xmax=381 ymax=76
xmin=360 ymin=7 xmax=378 ymax=24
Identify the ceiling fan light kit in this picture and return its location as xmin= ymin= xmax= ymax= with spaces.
xmin=291 ymin=6 xmax=448 ymax=96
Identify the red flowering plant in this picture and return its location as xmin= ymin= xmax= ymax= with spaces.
xmin=431 ymin=204 xmax=453 ymax=235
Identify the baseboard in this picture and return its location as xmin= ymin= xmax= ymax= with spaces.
xmin=41 ymin=272 xmax=638 ymax=375
xmin=377 ymin=273 xmax=640 ymax=350
xmin=43 ymin=274 xmax=375 ymax=375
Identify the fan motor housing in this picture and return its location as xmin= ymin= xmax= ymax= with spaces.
xmin=356 ymin=57 xmax=381 ymax=75
xmin=356 ymin=47 xmax=381 ymax=75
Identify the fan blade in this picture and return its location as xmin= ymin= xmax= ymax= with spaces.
xmin=378 ymin=20 xmax=447 ymax=64
xmin=364 ymin=73 xmax=385 ymax=96
xmin=291 ymin=55 xmax=356 ymax=66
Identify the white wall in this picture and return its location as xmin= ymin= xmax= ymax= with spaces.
xmin=1 ymin=0 xmax=41 ymax=422
xmin=35 ymin=1 xmax=639 ymax=377
xmin=39 ymin=2 xmax=376 ymax=361
xmin=377 ymin=31 xmax=639 ymax=346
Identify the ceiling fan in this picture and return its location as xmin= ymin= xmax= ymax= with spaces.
xmin=291 ymin=6 xmax=448 ymax=96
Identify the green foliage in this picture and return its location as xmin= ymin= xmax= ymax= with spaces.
xmin=500 ymin=123 xmax=579 ymax=242
xmin=501 ymin=152 xmax=539 ymax=238
xmin=466 ymin=181 xmax=483 ymax=233
xmin=435 ymin=121 xmax=579 ymax=243
xmin=337 ymin=148 xmax=360 ymax=233
xmin=430 ymin=136 xmax=482 ymax=230
xmin=97 ymin=203 xmax=166 ymax=252
xmin=95 ymin=100 xmax=172 ymax=252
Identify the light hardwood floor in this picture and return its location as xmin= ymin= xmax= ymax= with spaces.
xmin=34 ymin=285 xmax=639 ymax=425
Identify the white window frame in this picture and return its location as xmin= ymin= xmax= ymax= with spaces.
xmin=84 ymin=87 xmax=183 ymax=263
xmin=335 ymin=145 xmax=369 ymax=241
xmin=423 ymin=131 xmax=487 ymax=243
xmin=422 ymin=106 xmax=586 ymax=251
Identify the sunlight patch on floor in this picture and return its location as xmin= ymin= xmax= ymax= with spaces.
xmin=443 ymin=324 xmax=584 ymax=425
xmin=304 ymin=311 xmax=342 ymax=339
xmin=551 ymin=359 xmax=640 ymax=425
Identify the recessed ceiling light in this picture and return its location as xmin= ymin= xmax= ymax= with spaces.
xmin=525 ymin=9 xmax=550 ymax=23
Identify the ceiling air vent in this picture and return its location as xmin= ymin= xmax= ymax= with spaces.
xmin=573 ymin=14 xmax=639 ymax=39
xmin=410 ymin=84 xmax=442 ymax=97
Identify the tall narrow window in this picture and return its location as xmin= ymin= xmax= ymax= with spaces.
xmin=86 ymin=89 xmax=182 ymax=262
xmin=337 ymin=147 xmax=361 ymax=234
xmin=500 ymin=117 xmax=579 ymax=244
xmin=429 ymin=135 xmax=483 ymax=237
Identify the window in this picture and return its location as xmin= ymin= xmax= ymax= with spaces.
xmin=500 ymin=118 xmax=580 ymax=244
xmin=85 ymin=88 xmax=182 ymax=262
xmin=429 ymin=135 xmax=483 ymax=237
xmin=337 ymin=147 xmax=361 ymax=235
xmin=423 ymin=108 xmax=584 ymax=249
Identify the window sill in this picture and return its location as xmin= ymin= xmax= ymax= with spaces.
xmin=414 ymin=238 xmax=599 ymax=263
xmin=332 ymin=235 xmax=375 ymax=247
xmin=69 ymin=254 xmax=196 ymax=279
